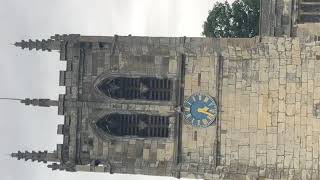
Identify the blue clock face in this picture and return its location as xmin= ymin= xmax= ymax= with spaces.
xmin=183 ymin=94 xmax=217 ymax=127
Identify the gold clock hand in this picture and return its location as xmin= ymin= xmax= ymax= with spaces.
xmin=197 ymin=107 xmax=209 ymax=111
xmin=202 ymin=107 xmax=209 ymax=111
xmin=197 ymin=109 xmax=215 ymax=117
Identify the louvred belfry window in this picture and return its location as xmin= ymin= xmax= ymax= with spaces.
xmin=98 ymin=77 xmax=173 ymax=101
xmin=299 ymin=1 xmax=320 ymax=23
xmin=96 ymin=113 xmax=170 ymax=137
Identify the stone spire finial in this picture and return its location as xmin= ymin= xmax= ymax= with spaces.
xmin=11 ymin=150 xmax=59 ymax=163
xmin=20 ymin=98 xmax=58 ymax=107
xmin=14 ymin=37 xmax=62 ymax=51
xmin=14 ymin=39 xmax=53 ymax=51
xmin=0 ymin=98 xmax=23 ymax=101
xmin=14 ymin=34 xmax=80 ymax=52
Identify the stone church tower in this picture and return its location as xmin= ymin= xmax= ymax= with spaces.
xmin=10 ymin=0 xmax=320 ymax=179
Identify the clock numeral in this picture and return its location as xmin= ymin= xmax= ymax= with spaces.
xmin=208 ymin=114 xmax=215 ymax=119
xmin=192 ymin=96 xmax=196 ymax=102
xmin=192 ymin=119 xmax=198 ymax=126
xmin=204 ymin=97 xmax=209 ymax=103
xmin=199 ymin=119 xmax=204 ymax=126
xmin=199 ymin=95 xmax=202 ymax=101
xmin=184 ymin=107 xmax=190 ymax=112
xmin=186 ymin=115 xmax=193 ymax=123
xmin=184 ymin=102 xmax=190 ymax=107
xmin=202 ymin=119 xmax=208 ymax=125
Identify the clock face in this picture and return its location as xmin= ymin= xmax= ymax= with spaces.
xmin=183 ymin=94 xmax=217 ymax=127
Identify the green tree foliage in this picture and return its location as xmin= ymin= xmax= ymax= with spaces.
xmin=203 ymin=0 xmax=260 ymax=38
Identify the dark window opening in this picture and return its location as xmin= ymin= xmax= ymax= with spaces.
xmin=96 ymin=113 xmax=170 ymax=137
xmin=98 ymin=77 xmax=173 ymax=101
xmin=99 ymin=42 xmax=110 ymax=49
xmin=299 ymin=1 xmax=320 ymax=23
xmin=99 ymin=42 xmax=104 ymax=48
xmin=300 ymin=15 xmax=320 ymax=23
xmin=94 ymin=160 xmax=102 ymax=166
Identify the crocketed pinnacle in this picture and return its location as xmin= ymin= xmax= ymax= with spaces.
xmin=20 ymin=98 xmax=58 ymax=107
xmin=14 ymin=39 xmax=54 ymax=51
xmin=11 ymin=150 xmax=58 ymax=163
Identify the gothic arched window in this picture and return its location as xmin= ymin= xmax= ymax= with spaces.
xmin=96 ymin=113 xmax=170 ymax=138
xmin=97 ymin=77 xmax=173 ymax=101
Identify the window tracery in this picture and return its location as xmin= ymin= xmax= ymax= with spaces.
xmin=97 ymin=77 xmax=173 ymax=101
xmin=96 ymin=113 xmax=170 ymax=138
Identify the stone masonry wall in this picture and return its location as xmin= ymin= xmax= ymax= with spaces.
xmin=219 ymin=36 xmax=320 ymax=179
xmin=180 ymin=52 xmax=218 ymax=179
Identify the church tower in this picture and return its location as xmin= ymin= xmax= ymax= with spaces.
xmin=12 ymin=33 xmax=192 ymax=177
xmin=10 ymin=1 xmax=320 ymax=179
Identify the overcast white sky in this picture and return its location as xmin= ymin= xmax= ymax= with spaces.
xmin=0 ymin=0 xmax=224 ymax=179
